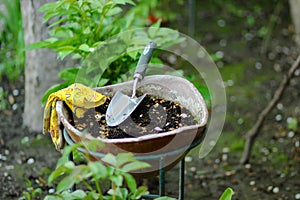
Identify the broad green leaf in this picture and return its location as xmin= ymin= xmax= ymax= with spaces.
xmin=116 ymin=153 xmax=135 ymax=167
xmin=48 ymin=163 xmax=73 ymax=185
xmin=39 ymin=2 xmax=59 ymax=12
xmin=82 ymin=27 xmax=91 ymax=35
xmin=25 ymin=41 xmax=51 ymax=50
xmin=121 ymin=161 xmax=150 ymax=172
xmin=79 ymin=44 xmax=90 ymax=52
xmin=106 ymin=6 xmax=122 ymax=16
xmin=71 ymin=190 xmax=87 ymax=198
xmin=64 ymin=161 xmax=75 ymax=169
xmin=132 ymin=186 xmax=149 ymax=199
xmin=56 ymin=174 xmax=76 ymax=194
xmin=102 ymin=153 xmax=117 ymax=167
xmin=58 ymin=67 xmax=79 ymax=81
xmin=83 ymin=139 xmax=105 ymax=152
xmin=57 ymin=50 xmax=73 ymax=60
xmin=126 ymin=47 xmax=139 ymax=59
xmin=62 ymin=2 xmax=71 ymax=10
xmin=107 ymin=187 xmax=128 ymax=199
xmin=88 ymin=161 xmax=107 ymax=178
xmin=43 ymin=11 xmax=62 ymax=23
xmin=119 ymin=188 xmax=129 ymax=199
xmin=110 ymin=175 xmax=123 ymax=187
xmin=97 ymin=78 xmax=109 ymax=87
xmin=56 ymin=165 xmax=89 ymax=193
xmin=219 ymin=187 xmax=234 ymax=200
xmin=123 ymin=173 xmax=136 ymax=193
xmin=44 ymin=195 xmax=63 ymax=200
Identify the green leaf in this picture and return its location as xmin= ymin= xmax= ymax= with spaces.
xmin=79 ymin=44 xmax=90 ymax=52
xmin=39 ymin=2 xmax=59 ymax=12
xmin=155 ymin=197 xmax=176 ymax=200
xmin=88 ymin=161 xmax=107 ymax=178
xmin=126 ymin=47 xmax=139 ymax=59
xmin=123 ymin=173 xmax=136 ymax=193
xmin=287 ymin=117 xmax=298 ymax=131
xmin=82 ymin=27 xmax=91 ymax=35
xmin=106 ymin=7 xmax=123 ymax=16
xmin=132 ymin=186 xmax=149 ymax=199
xmin=116 ymin=153 xmax=135 ymax=167
xmin=219 ymin=187 xmax=234 ymax=200
xmin=117 ymin=0 xmax=135 ymax=5
xmin=70 ymin=190 xmax=87 ymax=198
xmin=97 ymin=78 xmax=109 ymax=87
xmin=110 ymin=175 xmax=123 ymax=187
xmin=44 ymin=195 xmax=63 ymax=200
xmin=57 ymin=51 xmax=73 ymax=60
xmin=58 ymin=68 xmax=79 ymax=81
xmin=102 ymin=153 xmax=117 ymax=167
xmin=83 ymin=139 xmax=105 ymax=152
xmin=56 ymin=165 xmax=89 ymax=193
xmin=48 ymin=162 xmax=74 ymax=185
xmin=25 ymin=41 xmax=51 ymax=50
xmin=121 ymin=161 xmax=150 ymax=172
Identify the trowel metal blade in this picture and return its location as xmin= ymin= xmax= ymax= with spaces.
xmin=106 ymin=91 xmax=146 ymax=126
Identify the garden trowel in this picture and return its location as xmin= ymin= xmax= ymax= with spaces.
xmin=106 ymin=41 xmax=156 ymax=126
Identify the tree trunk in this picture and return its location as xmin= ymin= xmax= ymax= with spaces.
xmin=21 ymin=0 xmax=67 ymax=132
xmin=289 ymin=0 xmax=300 ymax=47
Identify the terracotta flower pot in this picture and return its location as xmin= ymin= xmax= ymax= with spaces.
xmin=56 ymin=75 xmax=208 ymax=177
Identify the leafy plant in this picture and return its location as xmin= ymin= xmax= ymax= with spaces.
xmin=44 ymin=140 xmax=150 ymax=200
xmin=219 ymin=187 xmax=234 ymax=200
xmin=0 ymin=0 xmax=25 ymax=81
xmin=19 ymin=178 xmax=43 ymax=200
xmin=26 ymin=0 xmax=183 ymax=105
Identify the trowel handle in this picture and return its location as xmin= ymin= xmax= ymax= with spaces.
xmin=134 ymin=41 xmax=157 ymax=80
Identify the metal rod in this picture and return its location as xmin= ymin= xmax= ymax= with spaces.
xmin=131 ymin=78 xmax=139 ymax=98
xmin=179 ymin=158 xmax=185 ymax=200
xmin=159 ymin=157 xmax=165 ymax=196
xmin=188 ymin=0 xmax=195 ymax=37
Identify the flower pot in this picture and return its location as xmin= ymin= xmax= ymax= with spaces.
xmin=56 ymin=75 xmax=208 ymax=177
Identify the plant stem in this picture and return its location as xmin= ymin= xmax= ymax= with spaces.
xmin=95 ymin=178 xmax=103 ymax=200
xmin=240 ymin=55 xmax=300 ymax=164
xmin=112 ymin=182 xmax=116 ymax=200
xmin=82 ymin=180 xmax=95 ymax=192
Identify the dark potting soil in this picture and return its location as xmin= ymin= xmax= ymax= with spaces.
xmin=71 ymin=94 xmax=197 ymax=139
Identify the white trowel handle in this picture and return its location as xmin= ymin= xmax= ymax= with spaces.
xmin=133 ymin=41 xmax=157 ymax=80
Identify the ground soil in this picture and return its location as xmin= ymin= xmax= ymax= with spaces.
xmin=72 ymin=95 xmax=197 ymax=139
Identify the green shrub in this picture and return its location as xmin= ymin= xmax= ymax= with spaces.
xmin=43 ymin=140 xmax=172 ymax=200
xmin=0 ymin=0 xmax=25 ymax=81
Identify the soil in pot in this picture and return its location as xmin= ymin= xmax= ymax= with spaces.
xmin=70 ymin=94 xmax=198 ymax=139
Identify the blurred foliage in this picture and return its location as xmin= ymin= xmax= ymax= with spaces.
xmin=26 ymin=0 xmax=186 ymax=105
xmin=0 ymin=86 xmax=7 ymax=110
xmin=0 ymin=0 xmax=25 ymax=81
xmin=42 ymin=141 xmax=151 ymax=200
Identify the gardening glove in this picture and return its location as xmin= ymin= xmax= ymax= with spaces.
xmin=43 ymin=83 xmax=107 ymax=150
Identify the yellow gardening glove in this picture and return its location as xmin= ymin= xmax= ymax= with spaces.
xmin=43 ymin=83 xmax=107 ymax=150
